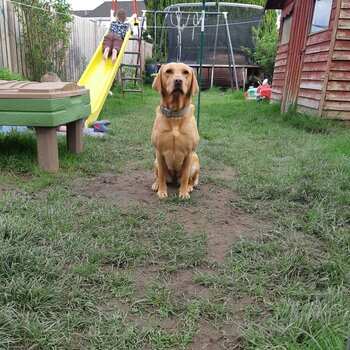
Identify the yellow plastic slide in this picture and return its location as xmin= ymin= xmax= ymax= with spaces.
xmin=78 ymin=28 xmax=132 ymax=127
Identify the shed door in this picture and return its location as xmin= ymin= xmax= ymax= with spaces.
xmin=281 ymin=0 xmax=314 ymax=113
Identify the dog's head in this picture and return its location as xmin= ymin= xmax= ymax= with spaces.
xmin=152 ymin=62 xmax=199 ymax=97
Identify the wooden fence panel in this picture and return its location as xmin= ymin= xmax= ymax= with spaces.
xmin=0 ymin=0 xmax=9 ymax=68
xmin=0 ymin=1 xmax=151 ymax=82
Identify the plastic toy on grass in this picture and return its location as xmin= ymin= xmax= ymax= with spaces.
xmin=93 ymin=124 xmax=110 ymax=133
xmin=91 ymin=120 xmax=111 ymax=126
xmin=91 ymin=119 xmax=111 ymax=133
xmin=244 ymin=79 xmax=272 ymax=101
xmin=256 ymin=79 xmax=272 ymax=101
xmin=244 ymin=86 xmax=258 ymax=100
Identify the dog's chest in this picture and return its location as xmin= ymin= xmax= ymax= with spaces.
xmin=162 ymin=124 xmax=192 ymax=151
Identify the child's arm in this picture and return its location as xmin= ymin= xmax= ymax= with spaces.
xmin=110 ymin=9 xmax=116 ymax=21
xmin=126 ymin=13 xmax=136 ymax=24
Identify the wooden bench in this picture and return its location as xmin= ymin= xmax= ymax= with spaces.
xmin=0 ymin=80 xmax=91 ymax=172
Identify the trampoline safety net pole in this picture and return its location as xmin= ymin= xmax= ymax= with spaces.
xmin=223 ymin=11 xmax=239 ymax=91
xmin=196 ymin=1 xmax=205 ymax=131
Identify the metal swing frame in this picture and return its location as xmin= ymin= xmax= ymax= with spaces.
xmin=141 ymin=2 xmax=263 ymax=90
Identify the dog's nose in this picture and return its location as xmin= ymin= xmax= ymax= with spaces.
xmin=174 ymin=77 xmax=183 ymax=86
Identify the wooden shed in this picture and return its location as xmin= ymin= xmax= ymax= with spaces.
xmin=265 ymin=0 xmax=350 ymax=120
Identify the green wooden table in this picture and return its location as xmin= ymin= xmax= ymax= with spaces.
xmin=0 ymin=81 xmax=91 ymax=172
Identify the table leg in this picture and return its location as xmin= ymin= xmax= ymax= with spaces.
xmin=66 ymin=119 xmax=83 ymax=154
xmin=35 ymin=127 xmax=59 ymax=172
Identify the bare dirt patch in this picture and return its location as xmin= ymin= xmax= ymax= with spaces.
xmin=176 ymin=184 xmax=272 ymax=264
xmin=84 ymin=169 xmax=272 ymax=264
xmin=81 ymin=168 xmax=273 ymax=349
xmin=132 ymin=264 xmax=162 ymax=298
xmin=0 ymin=183 xmax=19 ymax=193
xmin=166 ymin=269 xmax=213 ymax=301
xmin=87 ymin=171 xmax=156 ymax=207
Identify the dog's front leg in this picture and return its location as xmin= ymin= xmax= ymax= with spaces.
xmin=156 ymin=152 xmax=168 ymax=198
xmin=179 ymin=155 xmax=192 ymax=199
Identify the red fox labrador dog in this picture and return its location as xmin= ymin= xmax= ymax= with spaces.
xmin=151 ymin=62 xmax=200 ymax=199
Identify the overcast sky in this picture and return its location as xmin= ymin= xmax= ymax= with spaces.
xmin=67 ymin=0 xmax=137 ymax=11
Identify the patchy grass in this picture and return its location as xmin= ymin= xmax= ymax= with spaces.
xmin=0 ymin=85 xmax=350 ymax=349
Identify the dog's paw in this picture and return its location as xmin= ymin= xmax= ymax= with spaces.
xmin=157 ymin=190 xmax=168 ymax=198
xmin=151 ymin=182 xmax=159 ymax=192
xmin=179 ymin=191 xmax=190 ymax=199
xmin=188 ymin=185 xmax=194 ymax=193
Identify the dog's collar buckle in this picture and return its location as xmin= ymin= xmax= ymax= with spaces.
xmin=160 ymin=104 xmax=191 ymax=118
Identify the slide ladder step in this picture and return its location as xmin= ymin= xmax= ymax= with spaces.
xmin=121 ymin=64 xmax=140 ymax=68
xmin=123 ymin=89 xmax=143 ymax=93
xmin=122 ymin=77 xmax=141 ymax=81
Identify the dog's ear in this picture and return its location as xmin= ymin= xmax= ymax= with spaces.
xmin=152 ymin=66 xmax=163 ymax=95
xmin=190 ymin=69 xmax=199 ymax=96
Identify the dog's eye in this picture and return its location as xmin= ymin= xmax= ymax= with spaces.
xmin=183 ymin=70 xmax=189 ymax=75
xmin=165 ymin=69 xmax=173 ymax=74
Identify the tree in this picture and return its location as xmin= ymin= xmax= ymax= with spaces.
xmin=14 ymin=0 xmax=73 ymax=81
xmin=252 ymin=26 xmax=278 ymax=81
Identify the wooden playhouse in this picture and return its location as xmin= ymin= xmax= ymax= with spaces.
xmin=265 ymin=0 xmax=350 ymax=121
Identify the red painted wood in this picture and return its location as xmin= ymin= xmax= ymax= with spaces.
xmin=332 ymin=50 xmax=350 ymax=59
xmin=322 ymin=110 xmax=350 ymax=119
xmin=306 ymin=31 xmax=332 ymax=45
xmin=299 ymin=88 xmax=322 ymax=100
xmin=329 ymin=70 xmax=350 ymax=79
xmin=330 ymin=60 xmax=350 ymax=70
xmin=304 ymin=51 xmax=329 ymax=62
xmin=277 ymin=44 xmax=289 ymax=54
xmin=324 ymin=100 xmax=350 ymax=110
xmin=300 ymin=81 xmax=323 ymax=90
xmin=340 ymin=9 xmax=350 ymax=18
xmin=302 ymin=62 xmax=328 ymax=71
xmin=326 ymin=90 xmax=350 ymax=100
xmin=336 ymin=29 xmax=350 ymax=39
xmin=272 ymin=72 xmax=286 ymax=80
xmin=305 ymin=41 xmax=331 ymax=54
xmin=342 ymin=0 xmax=350 ymax=8
xmin=272 ymin=79 xmax=286 ymax=87
xmin=270 ymin=0 xmax=350 ymax=119
xmin=334 ymin=40 xmax=350 ymax=49
xmin=274 ymin=65 xmax=287 ymax=73
xmin=297 ymin=97 xmax=320 ymax=109
xmin=328 ymin=80 xmax=350 ymax=91
xmin=300 ymin=71 xmax=325 ymax=80
xmin=275 ymin=59 xmax=288 ymax=67
xmin=338 ymin=19 xmax=350 ymax=29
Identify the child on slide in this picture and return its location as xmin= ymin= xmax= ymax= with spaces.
xmin=102 ymin=9 xmax=129 ymax=64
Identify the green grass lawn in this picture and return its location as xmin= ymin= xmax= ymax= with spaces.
xmin=1 ymin=86 xmax=350 ymax=349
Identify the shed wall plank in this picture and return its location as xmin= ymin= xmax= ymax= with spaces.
xmin=306 ymin=31 xmax=332 ymax=45
xmin=297 ymin=97 xmax=320 ymax=109
xmin=326 ymin=91 xmax=350 ymax=101
xmin=332 ymin=50 xmax=350 ymax=60
xmin=300 ymin=81 xmax=323 ymax=90
xmin=302 ymin=62 xmax=328 ymax=71
xmin=300 ymin=71 xmax=325 ymax=80
xmin=336 ymin=29 xmax=350 ymax=39
xmin=305 ymin=41 xmax=331 ymax=54
xmin=298 ymin=88 xmax=322 ymax=100
xmin=322 ymin=110 xmax=350 ymax=119
xmin=323 ymin=101 xmax=350 ymax=110
xmin=304 ymin=51 xmax=329 ymax=62
xmin=327 ymin=81 xmax=350 ymax=91
xmin=329 ymin=70 xmax=350 ymax=80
